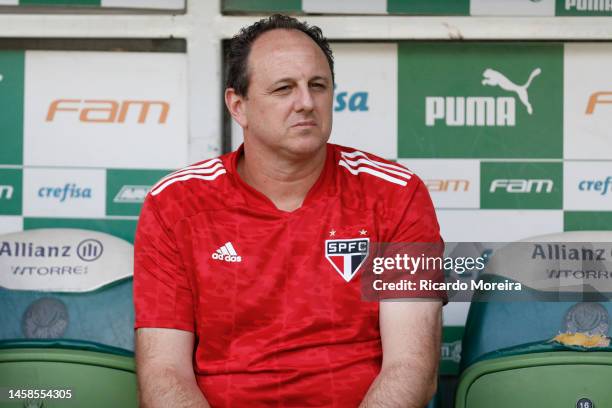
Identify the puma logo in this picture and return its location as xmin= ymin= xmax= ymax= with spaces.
xmin=481 ymin=68 xmax=541 ymax=115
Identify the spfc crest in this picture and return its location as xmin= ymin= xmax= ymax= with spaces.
xmin=325 ymin=238 xmax=369 ymax=282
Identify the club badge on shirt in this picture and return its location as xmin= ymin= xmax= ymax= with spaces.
xmin=325 ymin=237 xmax=370 ymax=282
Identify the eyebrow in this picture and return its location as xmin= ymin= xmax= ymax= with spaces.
xmin=270 ymin=76 xmax=331 ymax=87
xmin=309 ymin=76 xmax=330 ymax=83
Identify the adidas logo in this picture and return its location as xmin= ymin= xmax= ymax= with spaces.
xmin=211 ymin=242 xmax=242 ymax=263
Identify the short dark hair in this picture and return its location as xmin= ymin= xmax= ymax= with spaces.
xmin=225 ymin=14 xmax=335 ymax=97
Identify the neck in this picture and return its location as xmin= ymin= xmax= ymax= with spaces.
xmin=237 ymin=141 xmax=327 ymax=212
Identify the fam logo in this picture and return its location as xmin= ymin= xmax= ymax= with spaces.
xmin=325 ymin=238 xmax=369 ymax=282
xmin=426 ymin=68 xmax=541 ymax=127
xmin=585 ymin=91 xmax=612 ymax=115
xmin=334 ymin=86 xmax=369 ymax=112
xmin=38 ymin=183 xmax=92 ymax=202
xmin=480 ymin=162 xmax=561 ymax=209
xmin=0 ymin=184 xmax=13 ymax=200
xmin=113 ymin=185 xmax=149 ymax=203
xmin=441 ymin=340 xmax=462 ymax=364
xmin=579 ymin=177 xmax=612 ymax=196
xmin=489 ymin=179 xmax=554 ymax=193
xmin=565 ymin=0 xmax=612 ymax=12
xmin=425 ymin=179 xmax=470 ymax=192
xmin=46 ymin=99 xmax=170 ymax=124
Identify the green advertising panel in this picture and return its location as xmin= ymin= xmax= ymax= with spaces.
xmin=0 ymin=51 xmax=24 ymax=166
xmin=440 ymin=326 xmax=464 ymax=375
xmin=24 ymin=218 xmax=138 ymax=243
xmin=480 ymin=162 xmax=563 ymax=209
xmin=223 ymin=0 xmax=301 ymax=13
xmin=0 ymin=168 xmax=22 ymax=216
xmin=388 ymin=0 xmax=469 ymax=15
xmin=106 ymin=169 xmax=170 ymax=217
xmin=564 ymin=211 xmax=612 ymax=231
xmin=556 ymin=0 xmax=612 ymax=15
xmin=398 ymin=43 xmax=563 ymax=159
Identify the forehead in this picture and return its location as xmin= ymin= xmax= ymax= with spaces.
xmin=247 ymin=29 xmax=330 ymax=83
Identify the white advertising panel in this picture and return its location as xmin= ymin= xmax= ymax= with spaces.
xmin=0 ymin=216 xmax=22 ymax=235
xmin=102 ymin=0 xmax=184 ymax=9
xmin=23 ymin=167 xmax=105 ymax=218
xmin=303 ymin=0 xmax=386 ymax=14
xmin=330 ymin=43 xmax=398 ymax=159
xmin=564 ymin=44 xmax=612 ymax=160
xmin=0 ymin=228 xmax=133 ymax=292
xmin=24 ymin=51 xmax=188 ymax=169
xmin=231 ymin=118 xmax=242 ymax=152
xmin=0 ymin=0 xmax=18 ymax=5
xmin=470 ymin=0 xmax=555 ymax=15
xmin=437 ymin=209 xmax=563 ymax=242
xmin=443 ymin=303 xmax=471 ymax=326
xmin=398 ymin=159 xmax=480 ymax=209
xmin=564 ymin=161 xmax=612 ymax=210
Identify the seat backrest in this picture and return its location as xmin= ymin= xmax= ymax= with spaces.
xmin=0 ymin=228 xmax=134 ymax=353
xmin=0 ymin=347 xmax=138 ymax=407
xmin=460 ymin=231 xmax=612 ymax=370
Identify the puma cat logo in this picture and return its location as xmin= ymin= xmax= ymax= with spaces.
xmin=481 ymin=68 xmax=541 ymax=115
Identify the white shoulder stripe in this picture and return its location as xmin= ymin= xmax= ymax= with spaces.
xmin=340 ymin=157 xmax=412 ymax=181
xmin=174 ymin=158 xmax=221 ymax=174
xmin=150 ymin=163 xmax=225 ymax=194
xmin=151 ymin=158 xmax=223 ymax=191
xmin=338 ymin=160 xmax=407 ymax=186
xmin=150 ymin=170 xmax=227 ymax=196
xmin=340 ymin=150 xmax=413 ymax=176
xmin=161 ymin=163 xmax=224 ymax=184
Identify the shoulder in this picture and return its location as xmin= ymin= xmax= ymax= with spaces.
xmin=330 ymin=145 xmax=440 ymax=240
xmin=149 ymin=155 xmax=229 ymax=198
xmin=330 ymin=144 xmax=426 ymax=200
xmin=142 ymin=152 xmax=235 ymax=224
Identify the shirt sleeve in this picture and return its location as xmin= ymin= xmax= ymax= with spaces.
xmin=133 ymin=194 xmax=195 ymax=332
xmin=381 ymin=177 xmax=447 ymax=303
xmin=387 ymin=177 xmax=442 ymax=244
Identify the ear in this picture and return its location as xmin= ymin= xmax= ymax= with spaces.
xmin=225 ymin=88 xmax=248 ymax=128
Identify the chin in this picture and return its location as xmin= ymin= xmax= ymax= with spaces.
xmin=284 ymin=132 xmax=329 ymax=157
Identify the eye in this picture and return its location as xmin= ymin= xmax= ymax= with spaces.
xmin=311 ymin=82 xmax=326 ymax=90
xmin=274 ymin=85 xmax=291 ymax=93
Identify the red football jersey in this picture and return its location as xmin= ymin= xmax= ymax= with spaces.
xmin=134 ymin=143 xmax=443 ymax=407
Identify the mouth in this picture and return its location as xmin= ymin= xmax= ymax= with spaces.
xmin=292 ymin=120 xmax=317 ymax=128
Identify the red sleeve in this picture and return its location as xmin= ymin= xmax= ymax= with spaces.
xmin=381 ymin=177 xmax=447 ymax=303
xmin=387 ymin=177 xmax=442 ymax=244
xmin=133 ymin=195 xmax=195 ymax=332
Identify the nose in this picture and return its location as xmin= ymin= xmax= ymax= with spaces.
xmin=293 ymin=83 xmax=314 ymax=112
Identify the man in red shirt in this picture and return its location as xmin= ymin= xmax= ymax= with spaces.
xmin=134 ymin=14 xmax=444 ymax=407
